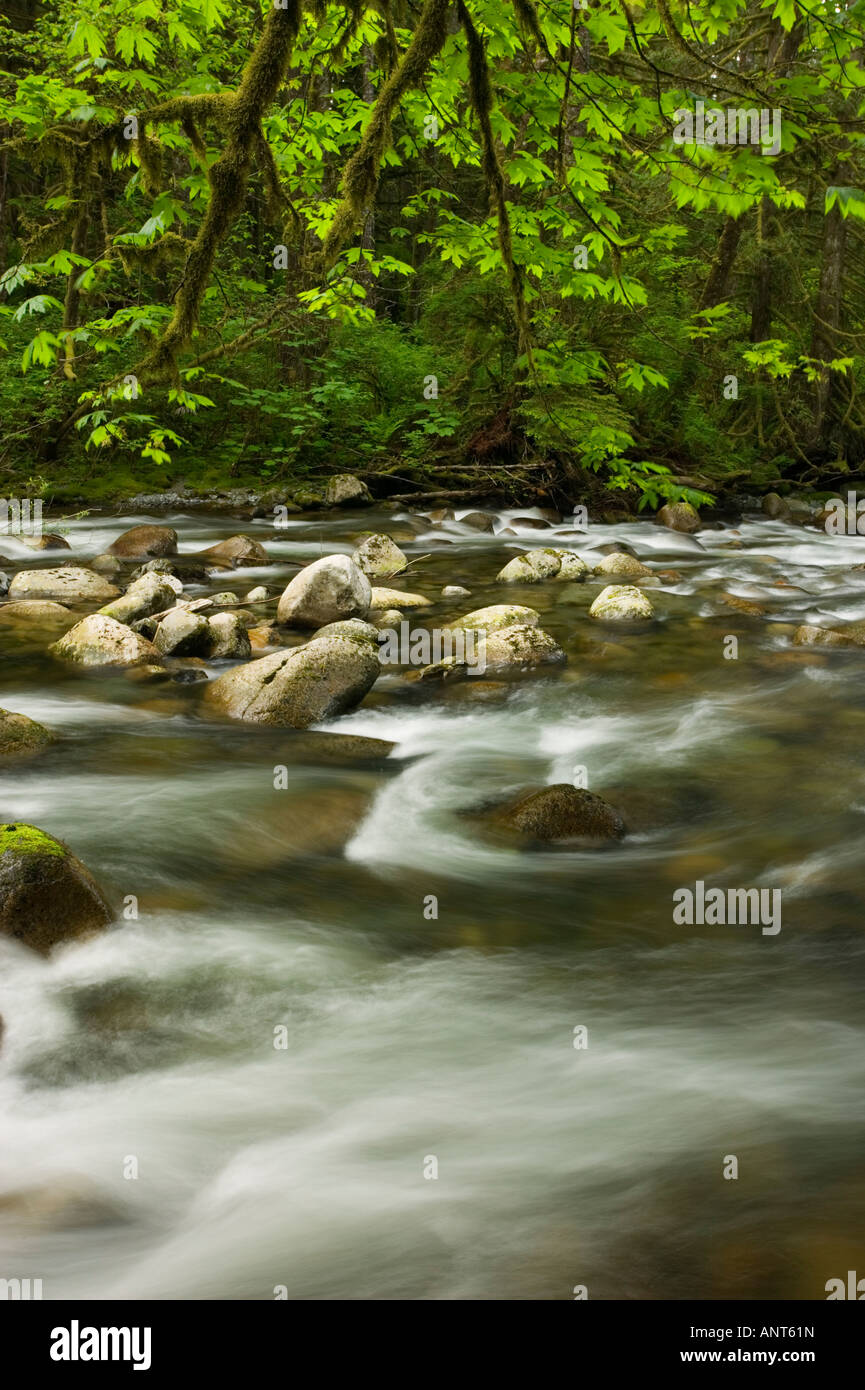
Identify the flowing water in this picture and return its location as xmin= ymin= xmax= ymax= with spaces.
xmin=1 ymin=504 xmax=864 ymax=1300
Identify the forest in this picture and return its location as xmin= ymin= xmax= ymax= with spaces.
xmin=1 ymin=0 xmax=863 ymax=510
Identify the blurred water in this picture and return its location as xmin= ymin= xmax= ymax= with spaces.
xmin=1 ymin=504 xmax=864 ymax=1300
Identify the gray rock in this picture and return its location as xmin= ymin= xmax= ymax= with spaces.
xmin=497 ymin=550 xmax=561 ymax=583
xmin=324 ymin=474 xmax=373 ymax=508
xmin=51 ymin=614 xmax=162 ymax=666
xmin=448 ymin=604 xmax=539 ymax=633
xmin=9 ymin=567 xmax=120 ymax=603
xmin=589 ymin=585 xmax=655 ymax=621
xmin=592 ymin=552 xmax=653 ymax=580
xmin=460 ymin=511 xmax=496 ymax=533
xmin=245 ymin=586 xmax=269 ymax=602
xmin=369 ymin=585 xmax=431 ymax=610
xmin=153 ymin=608 xmax=211 ymax=657
xmin=203 ymin=631 xmax=380 ymax=727
xmin=442 ymin=584 xmax=471 ymax=598
xmin=353 ymin=533 xmax=408 ymax=579
xmin=98 ymin=573 xmax=177 ymax=625
xmin=205 ymin=612 xmax=253 ymax=659
xmin=481 ymin=624 xmax=565 ymax=671
xmin=277 ymin=554 xmax=371 ymax=628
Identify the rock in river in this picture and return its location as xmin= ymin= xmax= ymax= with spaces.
xmin=108 ymin=524 xmax=178 ymax=558
xmin=0 ymin=823 xmax=113 ymax=954
xmin=353 ymin=533 xmax=407 ymax=579
xmin=8 ymin=567 xmax=119 ymax=603
xmin=589 ymin=585 xmax=655 ymax=621
xmin=199 ymin=534 xmax=270 ymax=568
xmin=0 ymin=708 xmax=54 ymax=758
xmin=51 ymin=614 xmax=162 ymax=667
xmin=203 ymin=630 xmax=380 ymax=727
xmin=489 ymin=784 xmax=626 ymax=844
xmin=277 ymin=554 xmax=371 ymax=628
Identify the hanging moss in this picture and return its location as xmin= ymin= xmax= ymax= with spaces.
xmin=316 ymin=0 xmax=451 ymax=273
xmin=137 ymin=3 xmax=304 ymax=383
xmin=457 ymin=0 xmax=532 ymax=362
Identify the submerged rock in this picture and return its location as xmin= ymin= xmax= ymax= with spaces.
xmin=353 ymin=533 xmax=407 ymax=579
xmin=51 ymin=614 xmax=162 ymax=667
xmin=589 ymin=585 xmax=655 ymax=621
xmin=203 ymin=630 xmax=380 ymax=727
xmin=793 ymin=624 xmax=854 ymax=648
xmin=0 ymin=708 xmax=53 ymax=758
xmin=8 ymin=567 xmax=119 ymax=603
xmin=0 ymin=823 xmax=113 ymax=954
xmin=442 ymin=584 xmax=471 ymax=598
xmin=277 ymin=554 xmax=371 ymax=628
xmin=109 ymin=524 xmax=178 ymax=558
xmin=0 ymin=600 xmax=71 ymax=623
xmin=488 ymin=784 xmax=626 ymax=844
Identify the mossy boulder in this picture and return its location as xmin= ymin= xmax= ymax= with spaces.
xmin=353 ymin=533 xmax=408 ymax=579
xmin=153 ymin=607 xmax=211 ymax=657
xmin=481 ymin=624 xmax=566 ymax=671
xmin=447 ymin=604 xmax=539 ymax=633
xmin=589 ymin=585 xmax=655 ymax=622
xmin=593 ymin=552 xmax=653 ymax=580
xmin=496 ymin=550 xmax=562 ymax=583
xmin=656 ymin=502 xmax=701 ymax=533
xmin=205 ymin=612 xmax=252 ymax=659
xmin=202 ymin=631 xmax=380 ymax=727
xmin=98 ymin=573 xmax=177 ymax=625
xmin=488 ymin=785 xmax=626 ymax=845
xmin=51 ymin=613 xmax=163 ymax=666
xmin=0 ymin=708 xmax=54 ymax=758
xmin=324 ymin=474 xmax=373 ymax=508
xmin=0 ymin=823 xmax=113 ymax=954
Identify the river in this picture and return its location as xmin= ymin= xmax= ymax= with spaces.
xmin=1 ymin=502 xmax=863 ymax=1299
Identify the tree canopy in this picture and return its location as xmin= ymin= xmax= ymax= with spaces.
xmin=1 ymin=0 xmax=864 ymax=507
